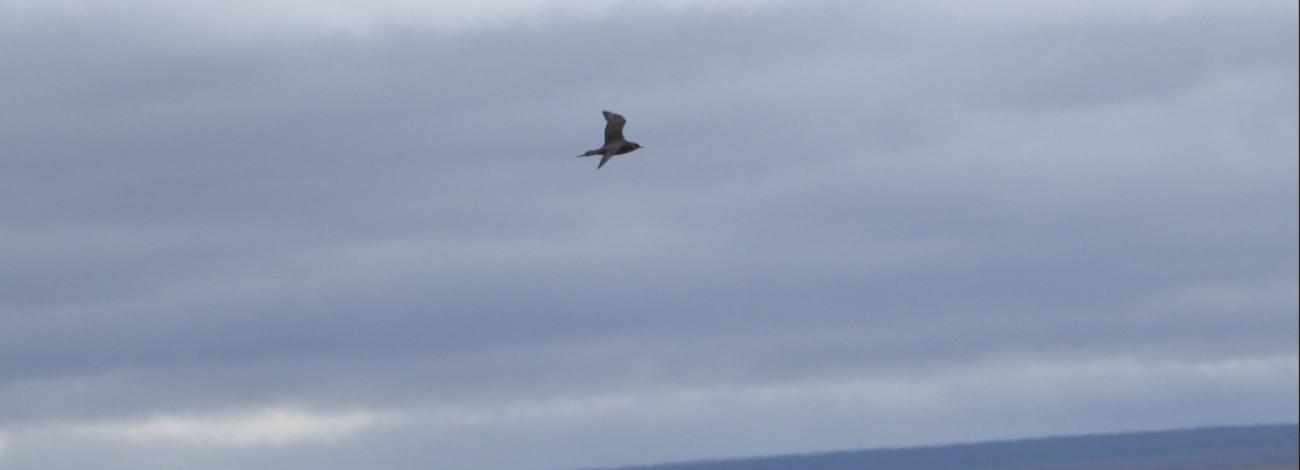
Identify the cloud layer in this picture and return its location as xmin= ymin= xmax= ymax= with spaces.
xmin=0 ymin=1 xmax=1296 ymax=468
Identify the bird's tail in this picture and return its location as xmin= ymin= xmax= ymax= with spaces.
xmin=576 ymin=149 xmax=601 ymax=157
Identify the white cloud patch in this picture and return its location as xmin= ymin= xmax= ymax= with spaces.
xmin=39 ymin=408 xmax=394 ymax=447
xmin=0 ymin=354 xmax=1293 ymax=469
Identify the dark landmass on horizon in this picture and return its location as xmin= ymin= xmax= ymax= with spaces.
xmin=595 ymin=423 xmax=1299 ymax=470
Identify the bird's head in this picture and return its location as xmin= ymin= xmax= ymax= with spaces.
xmin=630 ymin=142 xmax=643 ymax=150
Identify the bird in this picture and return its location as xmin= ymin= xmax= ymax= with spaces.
xmin=576 ymin=110 xmax=643 ymax=169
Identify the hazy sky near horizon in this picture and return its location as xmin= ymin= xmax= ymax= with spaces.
xmin=1 ymin=1 xmax=1297 ymax=468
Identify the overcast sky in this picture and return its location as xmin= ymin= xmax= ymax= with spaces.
xmin=1 ymin=1 xmax=1297 ymax=468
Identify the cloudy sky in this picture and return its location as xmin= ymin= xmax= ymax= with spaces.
xmin=1 ymin=0 xmax=1296 ymax=468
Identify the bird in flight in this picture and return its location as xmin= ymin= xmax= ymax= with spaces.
xmin=577 ymin=110 xmax=643 ymax=169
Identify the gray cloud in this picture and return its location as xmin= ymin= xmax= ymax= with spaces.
xmin=0 ymin=1 xmax=1296 ymax=468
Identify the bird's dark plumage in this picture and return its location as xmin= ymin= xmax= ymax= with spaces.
xmin=603 ymin=110 xmax=627 ymax=145
xmin=577 ymin=110 xmax=642 ymax=169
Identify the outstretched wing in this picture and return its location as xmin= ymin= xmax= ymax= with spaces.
xmin=598 ymin=151 xmax=615 ymax=169
xmin=602 ymin=110 xmax=627 ymax=145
